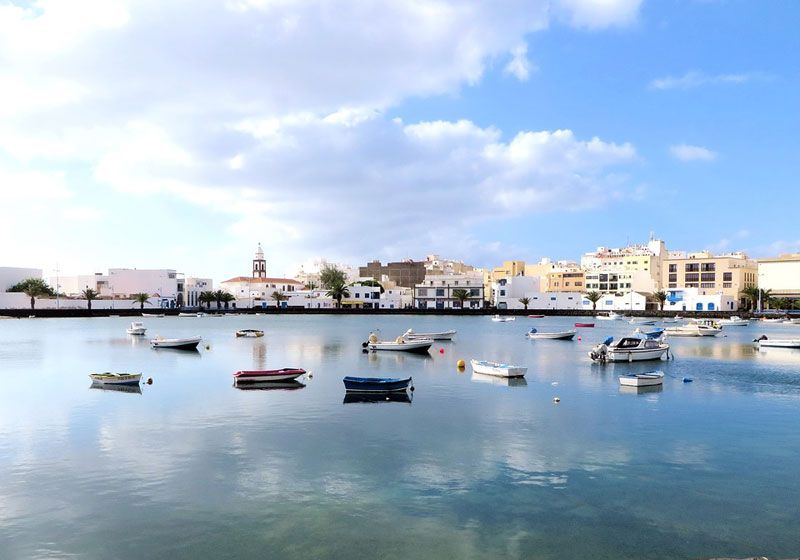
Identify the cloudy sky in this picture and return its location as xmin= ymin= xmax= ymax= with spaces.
xmin=1 ymin=0 xmax=798 ymax=281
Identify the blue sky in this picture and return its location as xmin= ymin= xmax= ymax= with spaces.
xmin=1 ymin=0 xmax=798 ymax=282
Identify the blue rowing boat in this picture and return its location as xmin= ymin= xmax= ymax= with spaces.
xmin=342 ymin=376 xmax=413 ymax=393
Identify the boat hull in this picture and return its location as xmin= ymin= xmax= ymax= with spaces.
xmin=343 ymin=376 xmax=413 ymax=393
xmin=234 ymin=368 xmax=306 ymax=383
xmin=619 ymin=373 xmax=664 ymax=387
xmin=606 ymin=348 xmax=668 ymax=362
xmin=126 ymin=329 xmax=147 ymax=335
xmin=470 ymin=360 xmax=527 ymax=378
xmin=88 ymin=373 xmax=142 ymax=386
xmin=757 ymin=339 xmax=800 ymax=348
xmin=150 ymin=337 xmax=202 ymax=350
xmin=575 ymin=323 xmax=595 ymax=328
xmin=527 ymin=331 xmax=576 ymax=340
xmin=368 ymin=340 xmax=432 ymax=353
xmin=404 ymin=330 xmax=456 ymax=341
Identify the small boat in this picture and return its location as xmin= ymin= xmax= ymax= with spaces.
xmin=471 ymin=372 xmax=528 ymax=387
xmin=150 ymin=336 xmax=202 ymax=350
xmin=342 ymin=376 xmax=413 ymax=393
xmin=470 ymin=359 xmax=527 ymax=378
xmin=619 ymin=371 xmax=665 ymax=387
xmin=629 ymin=318 xmax=656 ymax=326
xmin=575 ymin=322 xmax=595 ymax=328
xmin=634 ymin=327 xmax=665 ymax=339
xmin=597 ymin=311 xmax=623 ymax=321
xmin=661 ymin=317 xmax=680 ymax=324
xmin=364 ymin=332 xmax=432 ymax=354
xmin=761 ymin=317 xmax=786 ymax=323
xmin=126 ymin=321 xmax=147 ymax=335
xmin=491 ymin=315 xmax=515 ymax=322
xmin=527 ymin=328 xmax=576 ymax=340
xmin=528 ymin=314 xmax=545 ymax=318
xmin=178 ymin=312 xmax=199 ymax=317
xmin=403 ymin=328 xmax=456 ymax=341
xmin=788 ymin=318 xmax=800 ymax=325
xmin=753 ymin=335 xmax=800 ymax=348
xmin=142 ymin=313 xmax=165 ymax=318
xmin=719 ymin=316 xmax=749 ymax=326
xmin=88 ymin=372 xmax=142 ymax=386
xmin=589 ymin=336 xmax=670 ymax=363
xmin=343 ymin=392 xmax=412 ymax=404
xmin=234 ymin=380 xmax=305 ymax=391
xmin=666 ymin=320 xmax=721 ymax=337
xmin=233 ymin=368 xmax=306 ymax=383
xmin=236 ymin=329 xmax=264 ymax=338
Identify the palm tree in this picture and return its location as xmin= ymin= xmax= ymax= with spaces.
xmin=271 ymin=291 xmax=288 ymax=308
xmin=213 ymin=290 xmax=229 ymax=310
xmin=199 ymin=291 xmax=215 ymax=310
xmin=452 ymin=288 xmax=470 ymax=309
xmin=742 ymin=286 xmax=760 ymax=310
xmin=518 ymin=297 xmax=531 ymax=310
xmin=19 ymin=278 xmax=52 ymax=310
xmin=131 ymin=293 xmax=151 ymax=310
xmin=653 ymin=291 xmax=667 ymax=311
xmin=585 ymin=291 xmax=602 ymax=311
xmin=319 ymin=264 xmax=348 ymax=289
xmin=82 ymin=288 xmax=99 ymax=311
xmin=760 ymin=288 xmax=773 ymax=310
xmin=326 ymin=282 xmax=350 ymax=308
xmin=221 ymin=292 xmax=236 ymax=310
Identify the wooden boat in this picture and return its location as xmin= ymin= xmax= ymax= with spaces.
xmin=527 ymin=328 xmax=576 ymax=340
xmin=619 ymin=371 xmax=664 ymax=387
xmin=364 ymin=332 xmax=432 ymax=353
xmin=491 ymin=315 xmax=515 ymax=322
xmin=575 ymin=322 xmax=595 ymax=328
xmin=403 ymin=328 xmax=456 ymax=341
xmin=236 ymin=329 xmax=264 ymax=338
xmin=88 ymin=372 xmax=142 ymax=386
xmin=150 ymin=336 xmax=202 ymax=350
xmin=753 ymin=336 xmax=800 ymax=348
xmin=470 ymin=359 xmax=527 ymax=378
xmin=126 ymin=321 xmax=147 ymax=335
xmin=528 ymin=314 xmax=545 ymax=318
xmin=342 ymin=376 xmax=413 ymax=393
xmin=233 ymin=368 xmax=306 ymax=383
xmin=589 ymin=336 xmax=669 ymax=363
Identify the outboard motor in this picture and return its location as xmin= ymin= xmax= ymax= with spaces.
xmin=754 ymin=334 xmax=768 ymax=342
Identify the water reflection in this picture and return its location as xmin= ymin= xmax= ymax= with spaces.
xmin=89 ymin=382 xmax=142 ymax=395
xmin=677 ymin=342 xmax=759 ymax=360
xmin=471 ymin=372 xmax=528 ymax=387
xmin=251 ymin=340 xmax=267 ymax=369
xmin=234 ymin=380 xmax=306 ymax=391
xmin=619 ymin=384 xmax=663 ymax=395
xmin=342 ymin=392 xmax=412 ymax=405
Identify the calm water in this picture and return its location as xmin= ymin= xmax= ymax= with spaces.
xmin=1 ymin=315 xmax=799 ymax=559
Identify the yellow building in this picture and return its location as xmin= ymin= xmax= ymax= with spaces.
xmin=663 ymin=251 xmax=757 ymax=308
xmin=581 ymin=239 xmax=666 ymax=293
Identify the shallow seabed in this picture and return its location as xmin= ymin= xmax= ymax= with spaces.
xmin=1 ymin=314 xmax=799 ymax=559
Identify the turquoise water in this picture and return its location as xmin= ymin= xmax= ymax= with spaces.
xmin=1 ymin=315 xmax=799 ymax=559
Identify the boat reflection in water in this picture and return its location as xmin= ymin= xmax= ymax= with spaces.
xmin=234 ymin=380 xmax=306 ymax=391
xmin=471 ymin=372 xmax=528 ymax=387
xmin=343 ymin=392 xmax=412 ymax=405
xmin=619 ymin=384 xmax=663 ymax=395
xmin=89 ymin=382 xmax=142 ymax=395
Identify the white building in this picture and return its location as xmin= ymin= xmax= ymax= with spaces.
xmin=414 ymin=274 xmax=484 ymax=309
xmin=493 ymin=276 xmax=585 ymax=310
xmin=758 ymin=254 xmax=800 ymax=299
xmin=0 ymin=267 xmax=42 ymax=291
xmin=221 ymin=276 xmax=303 ymax=308
xmin=582 ymin=291 xmax=649 ymax=312
xmin=380 ymin=287 xmax=413 ymax=309
xmin=662 ymin=288 xmax=737 ymax=313
xmin=581 ymin=237 xmax=666 ymax=293
xmin=184 ymin=277 xmax=213 ymax=309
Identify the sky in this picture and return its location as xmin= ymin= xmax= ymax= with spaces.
xmin=1 ymin=0 xmax=798 ymax=282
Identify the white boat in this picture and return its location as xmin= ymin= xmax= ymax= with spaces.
xmin=761 ymin=317 xmax=786 ymax=323
xmin=754 ymin=336 xmax=800 ymax=348
xmin=236 ymin=329 xmax=264 ymax=338
xmin=788 ymin=318 xmax=800 ymax=325
xmin=491 ymin=315 xmax=515 ymax=322
xmin=88 ymin=372 xmax=142 ymax=386
xmin=661 ymin=317 xmax=680 ymax=324
xmin=629 ymin=318 xmax=656 ymax=326
xmin=527 ymin=328 xmax=576 ymax=340
xmin=589 ymin=335 xmax=670 ymax=363
xmin=597 ymin=311 xmax=623 ymax=321
xmin=666 ymin=319 xmax=722 ymax=337
xmin=718 ymin=316 xmax=749 ymax=326
xmin=178 ymin=312 xmax=199 ymax=317
xmin=142 ymin=313 xmax=165 ymax=317
xmin=619 ymin=371 xmax=664 ymax=387
xmin=364 ymin=332 xmax=432 ymax=354
xmin=403 ymin=328 xmax=456 ymax=341
xmin=126 ymin=321 xmax=147 ymax=335
xmin=150 ymin=336 xmax=202 ymax=350
xmin=470 ymin=359 xmax=527 ymax=378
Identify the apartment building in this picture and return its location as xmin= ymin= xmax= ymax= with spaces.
xmin=662 ymin=251 xmax=757 ymax=309
xmin=414 ymin=274 xmax=484 ymax=309
xmin=758 ymin=253 xmax=800 ymax=299
xmin=581 ymin=238 xmax=667 ymax=294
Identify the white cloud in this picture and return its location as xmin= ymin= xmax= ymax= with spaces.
xmin=649 ymin=71 xmax=762 ymax=90
xmin=554 ymin=0 xmax=642 ymax=29
xmin=504 ymin=43 xmax=535 ymax=82
xmin=669 ymin=144 xmax=717 ymax=162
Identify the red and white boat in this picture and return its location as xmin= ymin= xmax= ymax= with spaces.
xmin=528 ymin=314 xmax=545 ymax=318
xmin=233 ymin=368 xmax=306 ymax=384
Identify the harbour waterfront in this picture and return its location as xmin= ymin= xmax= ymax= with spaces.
xmin=1 ymin=315 xmax=799 ymax=559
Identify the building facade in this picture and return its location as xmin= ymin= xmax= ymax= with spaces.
xmin=359 ymin=260 xmax=426 ymax=288
xmin=581 ymin=237 xmax=667 ymax=294
xmin=662 ymin=251 xmax=757 ymax=309
xmin=758 ymin=254 xmax=800 ymax=299
xmin=414 ymin=274 xmax=484 ymax=309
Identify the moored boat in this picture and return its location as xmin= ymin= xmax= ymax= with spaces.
xmin=527 ymin=328 xmax=576 ymax=340
xmin=633 ymin=327 xmax=665 ymax=339
xmin=719 ymin=316 xmax=749 ymax=326
xmin=753 ymin=335 xmax=800 ymax=349
xmin=236 ymin=329 xmax=264 ymax=338
xmin=575 ymin=322 xmax=595 ymax=328
xmin=618 ymin=371 xmax=664 ymax=387
xmin=761 ymin=317 xmax=786 ymax=323
xmin=364 ymin=332 xmax=432 ymax=353
xmin=491 ymin=315 xmax=515 ymax=322
xmin=528 ymin=314 xmax=545 ymax=318
xmin=150 ymin=336 xmax=202 ymax=350
xmin=589 ymin=335 xmax=670 ymax=363
xmin=470 ymin=359 xmax=527 ymax=378
xmin=88 ymin=372 xmax=142 ymax=386
xmin=665 ymin=321 xmax=721 ymax=337
xmin=597 ymin=311 xmax=623 ymax=321
xmin=126 ymin=321 xmax=147 ymax=335
xmin=178 ymin=312 xmax=199 ymax=317
xmin=403 ymin=328 xmax=456 ymax=341
xmin=233 ymin=368 xmax=306 ymax=383
xmin=629 ymin=318 xmax=656 ymax=326
xmin=342 ymin=376 xmax=413 ymax=393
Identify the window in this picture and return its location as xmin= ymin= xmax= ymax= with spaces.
xmin=668 ymin=264 xmax=677 ymax=273
xmin=685 ymin=273 xmax=699 ymax=282
xmin=669 ymin=283 xmax=677 ymax=288
xmin=499 ymin=290 xmax=506 ymax=296
xmin=550 ymin=297 xmax=556 ymax=301
xmin=701 ymin=283 xmax=715 ymax=288
xmin=723 ymin=272 xmax=732 ymax=281
xmin=355 ymin=293 xmax=360 ymax=298
xmin=701 ymin=273 xmax=715 ymax=282
xmin=685 ymin=263 xmax=700 ymax=272
xmin=418 ymin=288 xmax=427 ymax=297
xmin=668 ymin=274 xmax=677 ymax=282
xmin=701 ymin=263 xmax=716 ymax=272
xmin=435 ymin=289 xmax=445 ymax=297
xmin=469 ymin=288 xmax=480 ymax=296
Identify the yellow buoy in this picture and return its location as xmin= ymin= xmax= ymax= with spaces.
xmin=456 ymin=359 xmax=466 ymax=368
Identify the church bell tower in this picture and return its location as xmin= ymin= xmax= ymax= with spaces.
xmin=253 ymin=243 xmax=266 ymax=278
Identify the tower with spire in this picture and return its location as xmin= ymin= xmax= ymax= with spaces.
xmin=253 ymin=243 xmax=266 ymax=279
